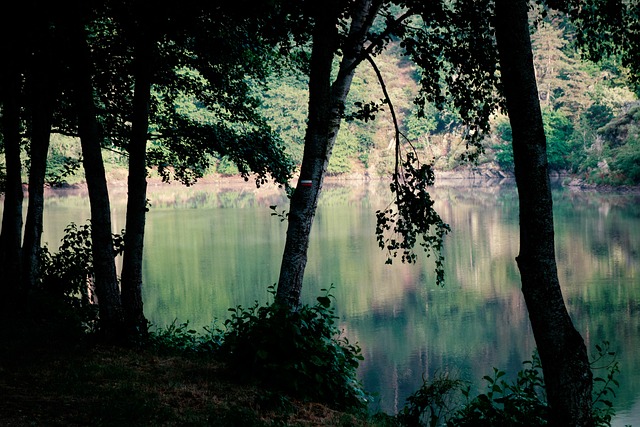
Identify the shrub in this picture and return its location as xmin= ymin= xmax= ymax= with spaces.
xmin=396 ymin=374 xmax=465 ymax=427
xmin=37 ymin=221 xmax=125 ymax=330
xmin=448 ymin=355 xmax=548 ymax=427
xmin=215 ymin=285 xmax=369 ymax=410
xmin=147 ymin=319 xmax=222 ymax=355
xmin=396 ymin=344 xmax=620 ymax=427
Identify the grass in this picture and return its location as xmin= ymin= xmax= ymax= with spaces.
xmin=0 ymin=326 xmax=376 ymax=426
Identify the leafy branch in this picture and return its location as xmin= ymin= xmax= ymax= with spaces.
xmin=366 ymin=54 xmax=450 ymax=286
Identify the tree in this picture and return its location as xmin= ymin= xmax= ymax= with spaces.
xmin=108 ymin=0 xmax=297 ymax=335
xmin=0 ymin=3 xmax=27 ymax=307
xmin=494 ymin=0 xmax=594 ymax=424
xmin=119 ymin=14 xmax=153 ymax=335
xmin=372 ymin=0 xmax=596 ymax=423
xmin=15 ymin=0 xmax=295 ymax=338
xmin=64 ymin=6 xmax=125 ymax=339
xmin=545 ymin=0 xmax=640 ymax=91
xmin=21 ymin=3 xmax=62 ymax=293
xmin=274 ymin=0 xmax=486 ymax=307
xmin=275 ymin=0 xmax=387 ymax=306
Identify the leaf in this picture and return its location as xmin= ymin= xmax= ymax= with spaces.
xmin=317 ymin=296 xmax=331 ymax=308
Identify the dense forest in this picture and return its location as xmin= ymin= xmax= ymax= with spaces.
xmin=259 ymin=12 xmax=640 ymax=184
xmin=1 ymin=1 xmax=639 ymax=426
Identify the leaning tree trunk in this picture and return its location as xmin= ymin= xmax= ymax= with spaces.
xmin=121 ymin=29 xmax=152 ymax=336
xmin=0 ymin=41 xmax=25 ymax=301
xmin=22 ymin=15 xmax=58 ymax=292
xmin=275 ymin=0 xmax=381 ymax=307
xmin=69 ymin=17 xmax=125 ymax=340
xmin=494 ymin=0 xmax=594 ymax=425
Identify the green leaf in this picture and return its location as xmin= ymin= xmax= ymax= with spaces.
xmin=317 ymin=296 xmax=331 ymax=308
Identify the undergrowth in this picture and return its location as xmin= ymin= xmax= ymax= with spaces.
xmin=148 ymin=285 xmax=369 ymax=412
xmin=393 ymin=344 xmax=620 ymax=427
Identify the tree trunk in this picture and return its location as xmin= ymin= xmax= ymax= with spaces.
xmin=121 ymin=30 xmax=152 ymax=336
xmin=0 ymin=39 xmax=25 ymax=301
xmin=275 ymin=0 xmax=381 ymax=307
xmin=69 ymin=18 xmax=124 ymax=339
xmin=494 ymin=1 xmax=594 ymax=425
xmin=22 ymin=15 xmax=58 ymax=292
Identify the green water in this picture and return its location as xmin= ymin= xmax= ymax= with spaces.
xmin=37 ymin=180 xmax=640 ymax=424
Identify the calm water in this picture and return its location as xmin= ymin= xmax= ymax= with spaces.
xmin=34 ymin=179 xmax=640 ymax=425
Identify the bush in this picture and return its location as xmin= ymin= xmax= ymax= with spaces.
xmin=396 ymin=344 xmax=620 ymax=427
xmin=37 ymin=221 xmax=125 ymax=330
xmin=215 ymin=285 xmax=369 ymax=410
xmin=147 ymin=319 xmax=222 ymax=355
xmin=449 ymin=356 xmax=548 ymax=427
xmin=396 ymin=374 xmax=465 ymax=427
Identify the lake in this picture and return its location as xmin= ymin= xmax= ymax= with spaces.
xmin=34 ymin=178 xmax=640 ymax=425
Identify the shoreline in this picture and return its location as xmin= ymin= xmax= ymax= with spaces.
xmin=37 ymin=170 xmax=640 ymax=195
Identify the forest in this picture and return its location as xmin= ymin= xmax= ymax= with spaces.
xmin=35 ymin=9 xmax=640 ymax=186
xmin=1 ymin=0 xmax=639 ymax=426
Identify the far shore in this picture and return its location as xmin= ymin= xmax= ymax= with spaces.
xmin=18 ymin=167 xmax=640 ymax=198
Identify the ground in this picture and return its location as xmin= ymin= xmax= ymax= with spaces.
xmin=0 ymin=329 xmax=374 ymax=427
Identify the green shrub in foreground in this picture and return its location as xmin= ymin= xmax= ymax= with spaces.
xmin=216 ymin=285 xmax=369 ymax=411
xmin=396 ymin=343 xmax=620 ymax=427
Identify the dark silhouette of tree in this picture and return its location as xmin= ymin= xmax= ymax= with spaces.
xmin=64 ymin=5 xmax=126 ymax=339
xmin=0 ymin=3 xmax=27 ymax=308
xmin=495 ymin=0 xmax=593 ymax=424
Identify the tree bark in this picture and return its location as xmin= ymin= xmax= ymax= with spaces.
xmin=0 ymin=35 xmax=25 ymax=300
xmin=121 ymin=28 xmax=152 ymax=336
xmin=22 ymin=13 xmax=58 ymax=292
xmin=275 ymin=0 xmax=381 ymax=307
xmin=494 ymin=1 xmax=594 ymax=425
xmin=68 ymin=17 xmax=124 ymax=339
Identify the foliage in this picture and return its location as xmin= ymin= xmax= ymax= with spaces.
xmin=28 ymin=4 xmax=635 ymax=186
xmin=396 ymin=374 xmax=465 ymax=427
xmin=590 ymin=341 xmax=621 ymax=426
xmin=45 ymin=154 xmax=82 ymax=187
xmin=448 ymin=356 xmax=549 ymax=427
xmin=597 ymin=104 xmax=640 ymax=184
xmin=147 ymin=319 xmax=222 ymax=355
xmin=215 ymin=285 xmax=369 ymax=410
xmin=393 ymin=343 xmax=621 ymax=427
xmin=37 ymin=221 xmax=125 ymax=327
xmin=492 ymin=116 xmax=514 ymax=171
xmin=543 ymin=0 xmax=640 ymax=91
xmin=376 ymin=152 xmax=450 ymax=286
xmin=542 ymin=108 xmax=574 ymax=171
xmin=399 ymin=0 xmax=503 ymax=159
xmin=611 ymin=134 xmax=640 ymax=183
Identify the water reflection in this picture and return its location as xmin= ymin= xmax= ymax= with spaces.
xmin=35 ymin=179 xmax=640 ymax=425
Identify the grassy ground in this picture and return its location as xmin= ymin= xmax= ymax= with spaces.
xmin=0 ymin=327 xmax=376 ymax=426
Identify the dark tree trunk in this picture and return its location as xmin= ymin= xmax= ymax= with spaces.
xmin=22 ymin=15 xmax=58 ymax=292
xmin=275 ymin=0 xmax=381 ymax=307
xmin=494 ymin=1 xmax=594 ymax=425
xmin=0 ymin=39 xmax=25 ymax=300
xmin=68 ymin=18 xmax=124 ymax=339
xmin=121 ymin=30 xmax=152 ymax=336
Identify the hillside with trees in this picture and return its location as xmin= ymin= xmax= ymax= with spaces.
xmin=3 ymin=11 xmax=637 ymax=188
xmin=258 ymin=10 xmax=640 ymax=184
